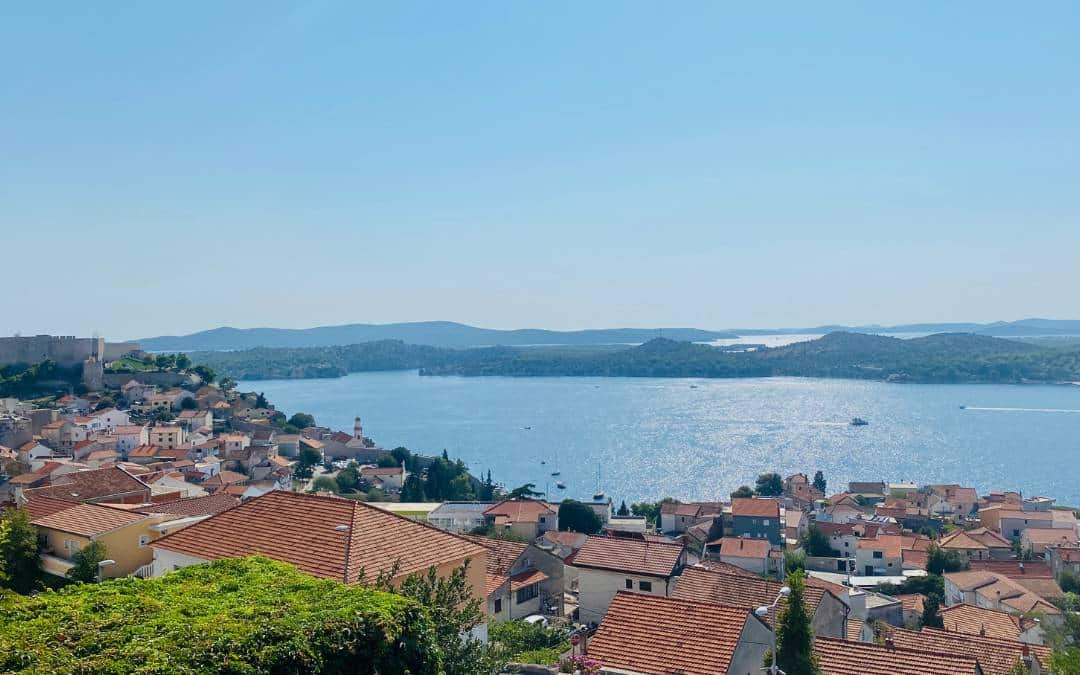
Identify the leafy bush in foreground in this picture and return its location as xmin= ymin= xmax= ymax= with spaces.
xmin=0 ymin=556 xmax=440 ymax=674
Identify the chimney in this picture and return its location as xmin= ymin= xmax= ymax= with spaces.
xmin=884 ymin=638 xmax=895 ymax=652
xmin=1019 ymin=562 xmax=1025 ymax=574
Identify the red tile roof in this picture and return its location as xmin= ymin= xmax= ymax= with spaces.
xmin=24 ymin=466 xmax=149 ymax=503
xmin=939 ymin=603 xmax=1023 ymax=641
xmin=482 ymin=499 xmax=556 ymax=523
xmin=731 ymin=497 xmax=780 ymax=518
xmin=152 ymin=491 xmax=487 ymax=583
xmin=716 ymin=536 xmax=770 ymax=559
xmin=887 ymin=626 xmax=1051 ymax=675
xmin=694 ymin=558 xmax=759 ymax=577
xmin=509 ymin=568 xmax=548 ymax=591
xmin=672 ymin=567 xmax=830 ymax=619
xmin=462 ymin=534 xmax=528 ymax=597
xmin=26 ymin=496 xmax=146 ymax=537
xmin=967 ymin=560 xmax=1053 ymax=578
xmin=814 ymin=637 xmax=978 ymax=675
xmin=570 ymin=535 xmax=684 ymax=577
xmin=137 ymin=493 xmax=240 ymax=518
xmin=588 ymin=592 xmax=759 ymax=675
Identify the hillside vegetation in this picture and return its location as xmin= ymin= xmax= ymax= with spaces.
xmin=192 ymin=332 xmax=1080 ymax=384
xmin=0 ymin=557 xmax=439 ymax=674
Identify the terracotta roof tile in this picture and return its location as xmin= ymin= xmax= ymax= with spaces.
xmin=717 ymin=536 xmax=770 ymax=559
xmin=967 ymin=560 xmax=1053 ymax=578
xmin=26 ymin=496 xmax=146 ymax=537
xmin=570 ymin=535 xmax=684 ymax=577
xmin=137 ymin=493 xmax=240 ymax=517
xmin=24 ymin=466 xmax=149 ymax=503
xmin=462 ymin=534 xmax=528 ymax=598
xmin=814 ymin=636 xmax=978 ymax=675
xmin=152 ymin=491 xmax=487 ymax=583
xmin=509 ymin=568 xmax=547 ymax=591
xmin=939 ymin=604 xmax=1023 ymax=641
xmin=731 ymin=497 xmax=780 ymax=518
xmin=846 ymin=618 xmax=865 ymax=641
xmin=482 ymin=499 xmax=556 ymax=523
xmin=889 ymin=626 xmax=1051 ymax=675
xmin=588 ymin=592 xmax=758 ymax=675
xmin=694 ymin=559 xmax=758 ymax=577
xmin=672 ymin=567 xmax=829 ymax=619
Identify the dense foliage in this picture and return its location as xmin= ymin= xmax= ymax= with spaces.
xmin=558 ymin=500 xmax=603 ymax=535
xmin=487 ymin=620 xmax=570 ymax=667
xmin=66 ymin=540 xmax=108 ymax=583
xmin=0 ymin=557 xmax=440 ymax=674
xmin=0 ymin=508 xmax=40 ymax=595
xmin=629 ymin=497 xmax=677 ymax=526
xmin=755 ymin=472 xmax=783 ymax=496
xmin=801 ymin=524 xmax=838 ymax=557
xmin=0 ymin=360 xmax=83 ymax=397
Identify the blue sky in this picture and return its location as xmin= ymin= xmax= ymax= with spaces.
xmin=3 ymin=2 xmax=1078 ymax=340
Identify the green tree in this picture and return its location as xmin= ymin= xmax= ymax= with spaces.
xmin=94 ymin=396 xmax=115 ymax=411
xmin=773 ymin=571 xmax=821 ymax=675
xmin=755 ymin=472 xmax=783 ymax=496
xmin=388 ymin=563 xmax=486 ymax=675
xmin=219 ymin=376 xmax=236 ymax=393
xmin=616 ymin=500 xmax=629 ymax=516
xmin=630 ymin=497 xmax=677 ymax=527
xmin=190 ymin=364 xmax=216 ymax=384
xmin=812 ymin=470 xmax=826 ymax=493
xmin=401 ymin=474 xmax=426 ymax=502
xmin=155 ymin=353 xmax=176 ymax=370
xmin=801 ymin=524 xmax=838 ymax=557
xmin=448 ymin=473 xmax=476 ymax=500
xmin=377 ymin=455 xmax=399 ymax=468
xmin=151 ymin=407 xmax=173 ymax=423
xmin=731 ymin=485 xmax=755 ymax=499
xmin=507 ymin=483 xmax=544 ymax=500
xmin=785 ymin=550 xmax=807 ymax=574
xmin=310 ymin=475 xmax=340 ymax=494
xmin=926 ymin=544 xmax=968 ymax=575
xmin=1060 ymin=569 xmax=1080 ymax=594
xmin=174 ymin=353 xmax=192 ymax=370
xmin=287 ymin=412 xmax=316 ymax=429
xmin=558 ymin=500 xmax=603 ymax=535
xmin=0 ymin=507 xmax=41 ymax=594
xmin=294 ymin=446 xmax=322 ymax=480
xmin=478 ymin=470 xmax=495 ymax=501
xmin=255 ymin=392 xmax=269 ymax=408
xmin=67 ymin=540 xmax=108 ymax=583
xmin=336 ymin=463 xmax=361 ymax=493
xmin=922 ymin=592 xmax=944 ymax=628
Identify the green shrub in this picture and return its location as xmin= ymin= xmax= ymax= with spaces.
xmin=0 ymin=556 xmax=440 ymax=674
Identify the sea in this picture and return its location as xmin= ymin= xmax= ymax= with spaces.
xmin=241 ymin=370 xmax=1080 ymax=506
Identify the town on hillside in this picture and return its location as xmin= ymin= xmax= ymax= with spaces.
xmin=1 ymin=335 xmax=1078 ymax=674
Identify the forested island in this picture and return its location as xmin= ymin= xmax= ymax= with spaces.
xmin=189 ymin=332 xmax=1080 ymax=384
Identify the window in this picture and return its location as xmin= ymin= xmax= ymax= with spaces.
xmin=638 ymin=581 xmax=653 ymax=592
xmin=516 ymin=584 xmax=538 ymax=604
xmin=138 ymin=534 xmax=151 ymax=547
xmin=494 ymin=598 xmax=503 ymax=614
xmin=873 ymin=551 xmax=883 ymax=559
xmin=763 ymin=519 xmax=770 ymax=526
xmin=625 ymin=579 xmax=633 ymax=589
xmin=539 ymin=517 xmax=546 ymax=524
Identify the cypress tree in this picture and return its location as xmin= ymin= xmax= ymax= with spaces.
xmin=775 ymin=571 xmax=821 ymax=675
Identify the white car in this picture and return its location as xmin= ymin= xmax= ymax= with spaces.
xmin=522 ymin=614 xmax=549 ymax=628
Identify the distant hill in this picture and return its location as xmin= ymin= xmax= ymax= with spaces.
xmin=140 ymin=321 xmax=738 ymax=351
xmin=191 ymin=331 xmax=1080 ymax=384
xmin=141 ymin=318 xmax=1080 ymax=351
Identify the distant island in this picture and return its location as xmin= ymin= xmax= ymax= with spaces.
xmin=139 ymin=318 xmax=1080 ymax=351
xmin=139 ymin=321 xmax=739 ymax=351
xmin=189 ymin=332 xmax=1080 ymax=385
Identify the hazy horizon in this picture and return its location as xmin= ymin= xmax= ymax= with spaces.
xmin=4 ymin=4 xmax=1078 ymax=339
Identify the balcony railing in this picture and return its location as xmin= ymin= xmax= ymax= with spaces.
xmin=132 ymin=563 xmax=154 ymax=579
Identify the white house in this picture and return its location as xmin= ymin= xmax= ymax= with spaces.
xmin=569 ymin=535 xmax=687 ymax=625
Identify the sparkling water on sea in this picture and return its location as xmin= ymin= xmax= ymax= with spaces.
xmin=243 ymin=371 xmax=1080 ymax=505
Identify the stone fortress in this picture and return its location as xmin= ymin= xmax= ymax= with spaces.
xmin=0 ymin=335 xmax=142 ymax=389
